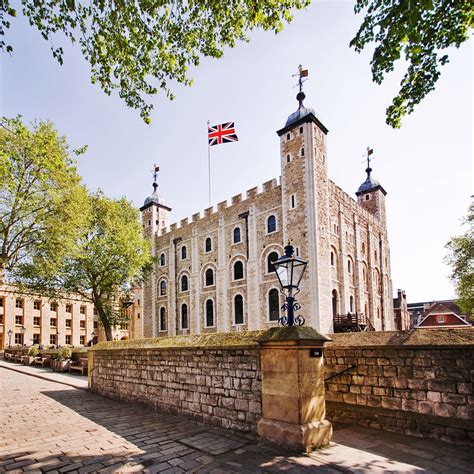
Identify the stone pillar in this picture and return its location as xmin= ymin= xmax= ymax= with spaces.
xmin=257 ymin=326 xmax=333 ymax=452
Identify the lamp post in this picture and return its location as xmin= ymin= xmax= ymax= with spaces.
xmin=7 ymin=329 xmax=13 ymax=348
xmin=57 ymin=332 xmax=60 ymax=348
xmin=273 ymin=243 xmax=308 ymax=326
xmin=20 ymin=326 xmax=26 ymax=346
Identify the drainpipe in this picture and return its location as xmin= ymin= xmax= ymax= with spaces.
xmin=379 ymin=235 xmax=385 ymax=331
xmin=173 ymin=237 xmax=182 ymax=335
xmin=239 ymin=211 xmax=250 ymax=259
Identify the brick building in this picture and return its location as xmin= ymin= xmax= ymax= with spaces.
xmin=393 ymin=289 xmax=410 ymax=330
xmin=415 ymin=301 xmax=471 ymax=329
xmin=141 ymin=90 xmax=395 ymax=336
xmin=0 ymin=283 xmax=141 ymax=349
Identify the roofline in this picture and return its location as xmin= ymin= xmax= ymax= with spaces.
xmin=356 ymin=184 xmax=387 ymax=197
xmin=139 ymin=202 xmax=172 ymax=212
xmin=276 ymin=112 xmax=329 ymax=136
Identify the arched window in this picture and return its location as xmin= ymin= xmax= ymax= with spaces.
xmin=267 ymin=251 xmax=279 ymax=273
xmin=234 ymin=295 xmax=244 ymax=325
xmin=160 ymin=253 xmax=166 ymax=266
xmin=268 ymin=289 xmax=280 ymax=321
xmin=159 ymin=307 xmax=166 ymax=331
xmin=181 ymin=246 xmax=187 ymax=260
xmin=205 ymin=299 xmax=214 ymax=327
xmin=332 ymin=290 xmax=338 ymax=317
xmin=364 ymin=303 xmax=368 ymax=316
xmin=350 ymin=295 xmax=354 ymax=313
xmin=233 ymin=227 xmax=241 ymax=244
xmin=181 ymin=303 xmax=188 ymax=329
xmin=233 ymin=261 xmax=244 ymax=280
xmin=347 ymin=258 xmax=352 ymax=274
xmin=160 ymin=280 xmax=167 ymax=296
xmin=205 ymin=237 xmax=212 ymax=252
xmin=330 ymin=252 xmax=335 ymax=266
xmin=181 ymin=275 xmax=189 ymax=292
xmin=267 ymin=215 xmax=276 ymax=233
xmin=205 ymin=268 xmax=214 ymax=286
xmin=362 ymin=242 xmax=366 ymax=255
xmin=374 ymin=250 xmax=378 ymax=261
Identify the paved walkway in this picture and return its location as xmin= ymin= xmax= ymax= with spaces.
xmin=0 ymin=360 xmax=88 ymax=389
xmin=0 ymin=367 xmax=472 ymax=473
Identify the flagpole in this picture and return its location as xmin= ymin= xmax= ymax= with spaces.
xmin=207 ymin=120 xmax=212 ymax=206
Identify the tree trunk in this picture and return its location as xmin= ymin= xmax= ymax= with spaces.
xmin=103 ymin=323 xmax=113 ymax=341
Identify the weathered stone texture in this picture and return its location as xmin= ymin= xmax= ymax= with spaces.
xmin=90 ymin=346 xmax=262 ymax=434
xmin=325 ymin=340 xmax=474 ymax=446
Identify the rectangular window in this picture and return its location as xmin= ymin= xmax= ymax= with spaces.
xmin=437 ymin=315 xmax=445 ymax=324
xmin=15 ymin=299 xmax=23 ymax=309
xmin=34 ymin=300 xmax=41 ymax=310
xmin=0 ymin=298 xmax=3 ymax=307
xmin=65 ymin=335 xmax=71 ymax=345
xmin=0 ymin=314 xmax=3 ymax=324
xmin=65 ymin=304 xmax=72 ymax=313
xmin=50 ymin=302 xmax=58 ymax=312
xmin=50 ymin=318 xmax=57 ymax=327
xmin=33 ymin=334 xmax=40 ymax=345
xmin=33 ymin=316 xmax=40 ymax=326
xmin=65 ymin=319 xmax=72 ymax=328
xmin=80 ymin=306 xmax=86 ymax=315
xmin=93 ymin=321 xmax=98 ymax=329
xmin=80 ymin=320 xmax=85 ymax=328
xmin=80 ymin=335 xmax=85 ymax=345
xmin=50 ymin=334 xmax=57 ymax=345
xmin=290 ymin=194 xmax=296 ymax=209
xmin=93 ymin=307 xmax=98 ymax=316
xmin=15 ymin=333 xmax=23 ymax=345
xmin=15 ymin=315 xmax=23 ymax=325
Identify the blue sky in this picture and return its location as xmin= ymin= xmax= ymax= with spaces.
xmin=1 ymin=1 xmax=472 ymax=302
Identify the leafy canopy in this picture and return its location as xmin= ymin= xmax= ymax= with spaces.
xmin=18 ymin=190 xmax=153 ymax=340
xmin=351 ymin=0 xmax=473 ymax=127
xmin=0 ymin=1 xmax=309 ymax=124
xmin=0 ymin=116 xmax=86 ymax=278
xmin=445 ymin=202 xmax=474 ymax=315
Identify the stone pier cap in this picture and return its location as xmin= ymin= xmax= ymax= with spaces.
xmin=257 ymin=326 xmax=332 ymax=344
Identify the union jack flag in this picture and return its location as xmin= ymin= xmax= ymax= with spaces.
xmin=208 ymin=122 xmax=239 ymax=146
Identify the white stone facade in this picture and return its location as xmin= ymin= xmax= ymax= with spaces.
xmin=141 ymin=96 xmax=394 ymax=337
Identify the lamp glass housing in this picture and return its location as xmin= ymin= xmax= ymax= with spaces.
xmin=273 ymin=245 xmax=308 ymax=291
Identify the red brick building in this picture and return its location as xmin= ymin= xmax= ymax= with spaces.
xmin=416 ymin=302 xmax=472 ymax=329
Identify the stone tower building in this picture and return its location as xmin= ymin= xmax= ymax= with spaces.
xmin=140 ymin=91 xmax=394 ymax=336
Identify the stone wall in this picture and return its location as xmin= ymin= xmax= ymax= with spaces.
xmin=324 ymin=329 xmax=474 ymax=446
xmin=89 ymin=333 xmax=263 ymax=435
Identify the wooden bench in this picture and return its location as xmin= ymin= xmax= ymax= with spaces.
xmin=34 ymin=356 xmax=51 ymax=368
xmin=69 ymin=357 xmax=88 ymax=376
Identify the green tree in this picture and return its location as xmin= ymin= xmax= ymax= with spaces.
xmin=351 ymin=0 xmax=473 ymax=128
xmin=0 ymin=1 xmax=308 ymax=124
xmin=2 ymin=2 xmax=471 ymax=126
xmin=445 ymin=202 xmax=474 ymax=315
xmin=18 ymin=191 xmax=153 ymax=341
xmin=0 ymin=116 xmax=86 ymax=281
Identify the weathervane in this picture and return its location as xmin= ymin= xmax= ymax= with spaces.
xmin=152 ymin=164 xmax=159 ymax=192
xmin=365 ymin=147 xmax=374 ymax=179
xmin=292 ymin=64 xmax=309 ymax=92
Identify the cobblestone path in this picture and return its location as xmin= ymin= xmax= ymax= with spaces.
xmin=1 ymin=368 xmax=472 ymax=473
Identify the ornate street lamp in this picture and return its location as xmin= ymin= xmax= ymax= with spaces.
xmin=7 ymin=329 xmax=13 ymax=348
xmin=273 ymin=243 xmax=308 ymax=326
xmin=20 ymin=326 xmax=26 ymax=346
xmin=90 ymin=332 xmax=96 ymax=347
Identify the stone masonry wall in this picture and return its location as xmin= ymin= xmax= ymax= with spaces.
xmin=324 ymin=330 xmax=474 ymax=446
xmin=90 ymin=344 xmax=262 ymax=435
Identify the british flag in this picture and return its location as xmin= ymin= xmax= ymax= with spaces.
xmin=208 ymin=122 xmax=239 ymax=146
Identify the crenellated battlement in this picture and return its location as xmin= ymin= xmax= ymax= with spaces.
xmin=156 ymin=177 xmax=281 ymax=237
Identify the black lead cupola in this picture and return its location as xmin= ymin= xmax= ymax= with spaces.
xmin=277 ymin=65 xmax=328 ymax=136
xmin=356 ymin=148 xmax=387 ymax=196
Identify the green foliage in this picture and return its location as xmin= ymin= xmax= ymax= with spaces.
xmin=445 ymin=202 xmax=474 ymax=315
xmin=351 ymin=0 xmax=473 ymax=128
xmin=0 ymin=1 xmax=309 ymax=123
xmin=57 ymin=346 xmax=72 ymax=360
xmin=0 ymin=116 xmax=87 ymax=279
xmin=28 ymin=345 xmax=39 ymax=356
xmin=19 ymin=190 xmax=153 ymax=341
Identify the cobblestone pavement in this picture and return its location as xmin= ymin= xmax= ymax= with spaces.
xmin=1 ymin=368 xmax=473 ymax=473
